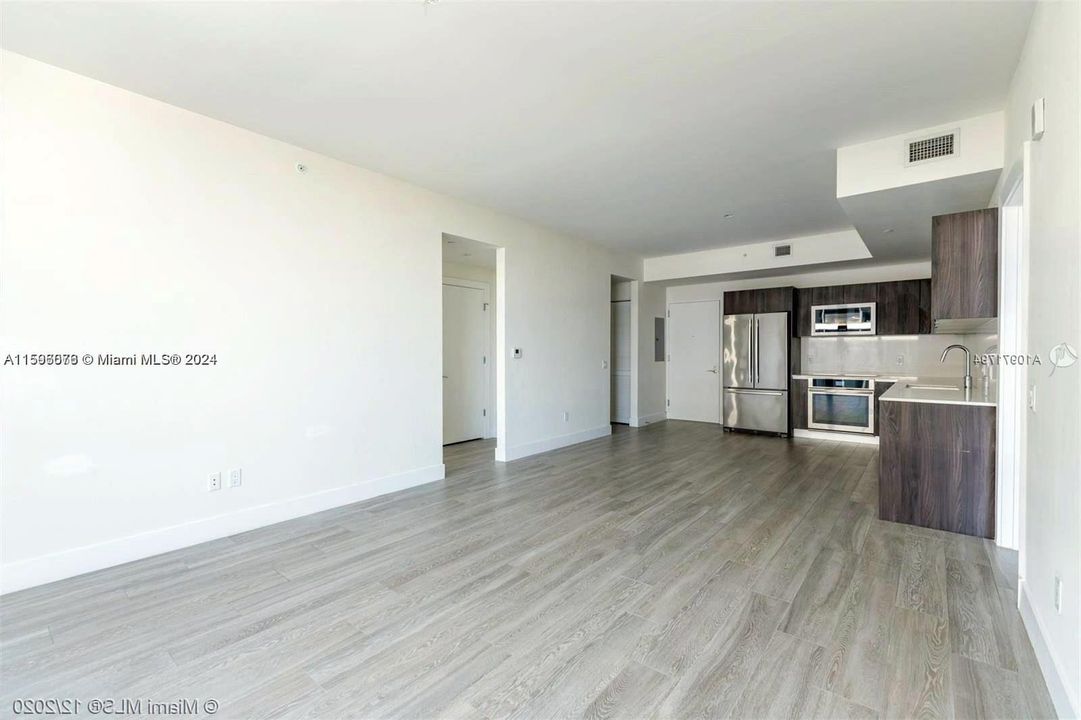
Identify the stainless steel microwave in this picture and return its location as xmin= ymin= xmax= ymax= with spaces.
xmin=811 ymin=302 xmax=876 ymax=336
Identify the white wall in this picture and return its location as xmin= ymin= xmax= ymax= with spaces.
xmin=635 ymin=282 xmax=668 ymax=426
xmin=443 ymin=261 xmax=497 ymax=438
xmin=836 ymin=111 xmax=1005 ymax=198
xmin=996 ymin=3 xmax=1081 ymax=716
xmin=0 ymin=53 xmax=642 ymax=591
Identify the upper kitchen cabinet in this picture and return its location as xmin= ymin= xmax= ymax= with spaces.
xmin=877 ymin=280 xmax=924 ymax=335
xmin=723 ymin=287 xmax=793 ymax=316
xmin=843 ymin=283 xmax=878 ymax=304
xmin=795 ymin=287 xmax=813 ymax=337
xmin=722 ymin=290 xmax=756 ymax=315
xmin=756 ymin=286 xmax=794 ymax=314
xmin=931 ymin=208 xmax=998 ymax=330
xmin=811 ymin=285 xmax=845 ymax=307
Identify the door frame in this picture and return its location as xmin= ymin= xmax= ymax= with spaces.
xmin=442 ymin=276 xmax=493 ymax=440
xmin=996 ymin=167 xmax=1027 ymax=556
xmin=665 ymin=299 xmax=722 ymax=424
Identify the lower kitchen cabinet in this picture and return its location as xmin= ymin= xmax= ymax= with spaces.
xmin=878 ymin=400 xmax=996 ymax=538
xmin=791 ymin=379 xmax=808 ymax=430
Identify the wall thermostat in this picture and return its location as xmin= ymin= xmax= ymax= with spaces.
xmin=513 ymin=348 xmax=523 ymax=359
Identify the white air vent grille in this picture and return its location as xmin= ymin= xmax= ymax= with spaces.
xmin=906 ymin=131 xmax=957 ymax=165
xmin=774 ymin=244 xmax=791 ymax=257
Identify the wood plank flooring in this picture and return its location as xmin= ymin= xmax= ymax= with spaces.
xmin=0 ymin=422 xmax=1056 ymax=718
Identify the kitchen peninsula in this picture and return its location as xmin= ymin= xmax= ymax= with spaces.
xmin=877 ymin=377 xmax=997 ymax=538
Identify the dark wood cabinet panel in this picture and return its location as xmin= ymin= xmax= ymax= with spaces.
xmin=931 ymin=208 xmax=998 ymax=322
xmin=843 ymin=283 xmax=878 ymax=304
xmin=791 ymin=379 xmax=808 ymax=429
xmin=919 ymin=278 xmax=932 ymax=334
xmin=877 ymin=280 xmax=924 ymax=335
xmin=879 ymin=400 xmax=996 ymax=538
xmin=872 ymin=381 xmax=894 ymax=435
xmin=723 ymin=289 xmax=756 ymax=315
xmin=795 ymin=288 xmax=813 ymax=337
xmin=756 ymin=286 xmax=793 ymax=314
xmin=811 ymin=285 xmax=845 ymax=307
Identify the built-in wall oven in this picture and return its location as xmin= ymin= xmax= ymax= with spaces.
xmin=811 ymin=303 xmax=876 ymax=336
xmin=807 ymin=378 xmax=874 ymax=434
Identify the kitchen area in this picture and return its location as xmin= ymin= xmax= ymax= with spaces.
xmin=721 ymin=207 xmax=1001 ymax=538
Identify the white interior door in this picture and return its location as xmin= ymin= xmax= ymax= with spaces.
xmin=611 ymin=301 xmax=632 ymax=423
xmin=667 ymin=300 xmax=721 ymax=423
xmin=443 ymin=283 xmax=487 ymax=444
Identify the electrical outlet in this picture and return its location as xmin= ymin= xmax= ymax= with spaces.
xmin=1054 ymin=576 xmax=1063 ymax=613
xmin=562 ymin=411 xmax=570 ymax=422
xmin=602 ymin=359 xmax=609 ymax=370
xmin=208 ymin=472 xmax=222 ymax=492
xmin=896 ymin=354 xmax=905 ymax=366
xmin=228 ymin=468 xmax=242 ymax=488
xmin=1028 ymin=384 xmax=1037 ymax=412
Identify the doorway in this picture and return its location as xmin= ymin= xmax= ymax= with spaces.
xmin=442 ymin=234 xmax=498 ymax=447
xmin=666 ymin=300 xmax=721 ymax=423
xmin=611 ymin=279 xmax=633 ymax=424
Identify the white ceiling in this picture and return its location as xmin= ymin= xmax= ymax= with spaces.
xmin=2 ymin=1 xmax=1034 ymax=258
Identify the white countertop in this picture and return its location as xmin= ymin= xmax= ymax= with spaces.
xmin=792 ymin=372 xmax=916 ymax=383
xmin=878 ymin=377 xmax=997 ymax=407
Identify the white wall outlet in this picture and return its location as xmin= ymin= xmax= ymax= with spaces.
xmin=896 ymin=354 xmax=905 ymax=367
xmin=512 ymin=348 xmax=523 ymax=359
xmin=562 ymin=411 xmax=570 ymax=422
xmin=228 ymin=468 xmax=242 ymax=488
xmin=602 ymin=359 xmax=609 ymax=369
xmin=1028 ymin=384 xmax=1037 ymax=412
xmin=208 ymin=472 xmax=222 ymax=492
xmin=1054 ymin=575 xmax=1063 ymax=613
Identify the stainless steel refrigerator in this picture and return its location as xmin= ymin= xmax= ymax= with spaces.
xmin=722 ymin=312 xmax=789 ymax=434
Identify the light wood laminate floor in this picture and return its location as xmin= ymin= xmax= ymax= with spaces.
xmin=1 ymin=422 xmax=1056 ymax=719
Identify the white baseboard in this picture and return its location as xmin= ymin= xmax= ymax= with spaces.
xmin=1019 ymin=579 xmax=1079 ymax=719
xmin=793 ymin=428 xmax=880 ymax=445
xmin=496 ymin=425 xmax=612 ymax=462
xmin=0 ymin=463 xmax=446 ymax=595
xmin=630 ymin=412 xmax=667 ymax=428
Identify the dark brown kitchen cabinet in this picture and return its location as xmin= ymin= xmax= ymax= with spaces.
xmin=795 ymin=287 xmax=813 ymax=337
xmin=722 ymin=290 xmax=756 ymax=315
xmin=724 ymin=287 xmax=793 ymax=316
xmin=791 ymin=379 xmax=808 ymax=430
xmin=872 ymin=381 xmax=894 ymax=435
xmin=919 ymin=279 xmax=932 ymax=333
xmin=756 ymin=286 xmax=794 ymax=314
xmin=811 ymin=285 xmax=845 ymax=307
xmin=932 ymin=208 xmax=998 ymax=323
xmin=843 ymin=283 xmax=878 ymax=304
xmin=879 ymin=400 xmax=996 ymax=538
xmin=877 ymin=281 xmax=923 ymax=335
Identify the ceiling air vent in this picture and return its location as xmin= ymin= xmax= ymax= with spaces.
xmin=905 ymin=130 xmax=958 ymax=165
xmin=774 ymin=244 xmax=791 ymax=257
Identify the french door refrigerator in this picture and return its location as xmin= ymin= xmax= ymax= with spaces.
xmin=722 ymin=311 xmax=789 ymax=434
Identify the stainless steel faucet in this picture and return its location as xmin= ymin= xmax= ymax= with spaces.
xmin=940 ymin=343 xmax=973 ymax=389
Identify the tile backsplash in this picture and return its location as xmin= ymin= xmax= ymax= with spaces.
xmin=801 ymin=333 xmax=999 ymax=377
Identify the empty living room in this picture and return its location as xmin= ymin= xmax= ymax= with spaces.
xmin=1 ymin=1 xmax=1079 ymax=718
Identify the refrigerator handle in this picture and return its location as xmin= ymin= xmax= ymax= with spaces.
xmin=747 ymin=319 xmax=754 ymax=385
xmin=754 ymin=318 xmax=761 ymax=386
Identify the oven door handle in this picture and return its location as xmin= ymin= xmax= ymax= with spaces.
xmin=808 ymin=389 xmax=875 ymax=396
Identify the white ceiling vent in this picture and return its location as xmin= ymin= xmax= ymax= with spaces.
xmin=774 ymin=244 xmax=791 ymax=257
xmin=905 ymin=130 xmax=958 ymax=165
